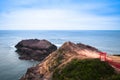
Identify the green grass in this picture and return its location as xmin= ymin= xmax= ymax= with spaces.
xmin=52 ymin=59 xmax=120 ymax=80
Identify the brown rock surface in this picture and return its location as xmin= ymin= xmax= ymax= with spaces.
xmin=15 ymin=39 xmax=57 ymax=61
xmin=20 ymin=42 xmax=102 ymax=80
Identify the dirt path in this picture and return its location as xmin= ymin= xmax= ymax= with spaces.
xmin=108 ymin=56 xmax=120 ymax=63
xmin=76 ymin=49 xmax=120 ymax=72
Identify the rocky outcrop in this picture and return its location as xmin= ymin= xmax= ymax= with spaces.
xmin=77 ymin=43 xmax=100 ymax=52
xmin=15 ymin=39 xmax=57 ymax=61
xmin=20 ymin=42 xmax=102 ymax=80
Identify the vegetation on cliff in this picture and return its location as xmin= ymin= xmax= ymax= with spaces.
xmin=53 ymin=59 xmax=120 ymax=80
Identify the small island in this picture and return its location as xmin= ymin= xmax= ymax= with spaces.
xmin=15 ymin=39 xmax=57 ymax=61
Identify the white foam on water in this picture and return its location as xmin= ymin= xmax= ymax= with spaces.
xmin=10 ymin=45 xmax=15 ymax=48
xmin=56 ymin=44 xmax=62 ymax=47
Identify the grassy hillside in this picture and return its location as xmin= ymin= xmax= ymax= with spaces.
xmin=53 ymin=59 xmax=120 ymax=80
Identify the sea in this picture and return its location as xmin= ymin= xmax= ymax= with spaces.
xmin=0 ymin=30 xmax=120 ymax=80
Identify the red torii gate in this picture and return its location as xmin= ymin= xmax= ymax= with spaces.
xmin=99 ymin=52 xmax=107 ymax=61
xmin=99 ymin=52 xmax=120 ymax=70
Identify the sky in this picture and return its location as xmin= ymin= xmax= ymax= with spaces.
xmin=0 ymin=0 xmax=120 ymax=30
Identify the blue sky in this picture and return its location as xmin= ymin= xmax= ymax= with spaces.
xmin=0 ymin=0 xmax=120 ymax=30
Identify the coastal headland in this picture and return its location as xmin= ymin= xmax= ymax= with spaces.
xmin=15 ymin=39 xmax=120 ymax=80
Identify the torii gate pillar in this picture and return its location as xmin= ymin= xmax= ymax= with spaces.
xmin=99 ymin=52 xmax=107 ymax=61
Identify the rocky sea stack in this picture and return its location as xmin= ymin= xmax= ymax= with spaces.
xmin=15 ymin=39 xmax=57 ymax=61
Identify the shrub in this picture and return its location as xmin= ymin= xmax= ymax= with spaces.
xmin=53 ymin=59 xmax=120 ymax=80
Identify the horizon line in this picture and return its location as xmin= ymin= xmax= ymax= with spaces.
xmin=0 ymin=29 xmax=120 ymax=31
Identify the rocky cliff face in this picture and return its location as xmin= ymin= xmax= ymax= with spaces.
xmin=15 ymin=39 xmax=57 ymax=61
xmin=20 ymin=41 xmax=101 ymax=80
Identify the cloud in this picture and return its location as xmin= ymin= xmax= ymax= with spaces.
xmin=0 ymin=8 xmax=119 ymax=30
xmin=0 ymin=0 xmax=120 ymax=30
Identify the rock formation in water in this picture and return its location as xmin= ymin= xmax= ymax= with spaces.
xmin=15 ymin=39 xmax=57 ymax=61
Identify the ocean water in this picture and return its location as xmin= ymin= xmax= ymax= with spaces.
xmin=0 ymin=30 xmax=120 ymax=80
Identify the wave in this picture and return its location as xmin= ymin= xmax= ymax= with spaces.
xmin=55 ymin=44 xmax=62 ymax=47
xmin=10 ymin=45 xmax=15 ymax=48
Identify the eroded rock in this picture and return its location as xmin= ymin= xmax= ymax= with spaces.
xmin=15 ymin=39 xmax=57 ymax=61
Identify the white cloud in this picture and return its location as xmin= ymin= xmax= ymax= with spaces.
xmin=0 ymin=0 xmax=120 ymax=30
xmin=0 ymin=8 xmax=119 ymax=30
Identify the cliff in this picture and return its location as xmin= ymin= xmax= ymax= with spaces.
xmin=20 ymin=42 xmax=120 ymax=80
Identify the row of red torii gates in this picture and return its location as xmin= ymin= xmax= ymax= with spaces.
xmin=99 ymin=52 xmax=120 ymax=70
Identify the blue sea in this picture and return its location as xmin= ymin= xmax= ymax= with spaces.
xmin=0 ymin=30 xmax=120 ymax=80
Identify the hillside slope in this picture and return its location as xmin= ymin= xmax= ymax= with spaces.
xmin=20 ymin=42 xmax=120 ymax=80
